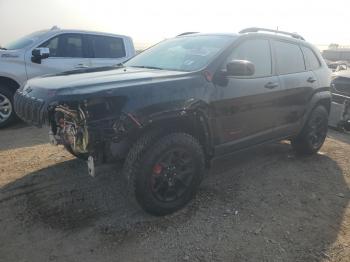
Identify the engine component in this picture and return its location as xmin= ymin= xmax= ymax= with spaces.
xmin=87 ymin=156 xmax=95 ymax=177
xmin=329 ymin=95 xmax=350 ymax=131
xmin=343 ymin=100 xmax=350 ymax=131
xmin=54 ymin=104 xmax=89 ymax=154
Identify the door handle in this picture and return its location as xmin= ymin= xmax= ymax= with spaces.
xmin=264 ymin=82 xmax=279 ymax=89
xmin=307 ymin=77 xmax=316 ymax=83
xmin=75 ymin=64 xmax=89 ymax=69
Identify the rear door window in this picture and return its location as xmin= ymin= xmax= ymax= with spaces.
xmin=302 ymin=46 xmax=321 ymax=70
xmin=89 ymin=35 xmax=126 ymax=58
xmin=225 ymin=39 xmax=272 ymax=77
xmin=274 ymin=41 xmax=305 ymax=75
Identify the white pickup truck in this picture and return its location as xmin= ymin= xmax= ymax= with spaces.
xmin=0 ymin=26 xmax=135 ymax=127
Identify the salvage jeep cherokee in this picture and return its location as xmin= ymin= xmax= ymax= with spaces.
xmin=14 ymin=28 xmax=332 ymax=215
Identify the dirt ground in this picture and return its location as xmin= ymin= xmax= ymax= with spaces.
xmin=0 ymin=123 xmax=349 ymax=262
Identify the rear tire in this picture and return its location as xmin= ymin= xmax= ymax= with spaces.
xmin=123 ymin=132 xmax=205 ymax=216
xmin=0 ymin=85 xmax=17 ymax=128
xmin=291 ymin=105 xmax=329 ymax=155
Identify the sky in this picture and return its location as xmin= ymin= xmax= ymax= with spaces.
xmin=0 ymin=0 xmax=350 ymax=50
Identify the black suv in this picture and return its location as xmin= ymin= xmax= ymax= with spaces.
xmin=14 ymin=28 xmax=332 ymax=215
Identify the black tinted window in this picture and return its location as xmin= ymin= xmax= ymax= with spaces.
xmin=64 ymin=35 xmax=83 ymax=57
xmin=302 ymin=46 xmax=321 ymax=70
xmin=226 ymin=39 xmax=272 ymax=77
xmin=274 ymin=41 xmax=305 ymax=74
xmin=41 ymin=34 xmax=84 ymax=58
xmin=90 ymin=35 xmax=126 ymax=58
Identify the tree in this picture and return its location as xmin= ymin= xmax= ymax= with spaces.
xmin=329 ymin=43 xmax=339 ymax=50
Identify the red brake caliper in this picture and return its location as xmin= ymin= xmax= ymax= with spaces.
xmin=151 ymin=163 xmax=163 ymax=191
xmin=153 ymin=163 xmax=163 ymax=175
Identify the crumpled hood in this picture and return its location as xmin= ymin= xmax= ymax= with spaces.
xmin=24 ymin=66 xmax=191 ymax=97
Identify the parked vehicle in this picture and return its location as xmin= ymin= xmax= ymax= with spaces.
xmin=327 ymin=60 xmax=348 ymax=72
xmin=329 ymin=70 xmax=350 ymax=131
xmin=14 ymin=28 xmax=331 ymax=215
xmin=0 ymin=26 xmax=135 ymax=127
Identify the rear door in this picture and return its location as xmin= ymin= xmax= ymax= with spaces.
xmin=301 ymin=45 xmax=323 ymax=84
xmin=272 ymin=40 xmax=317 ymax=133
xmin=87 ymin=34 xmax=128 ymax=67
xmin=26 ymin=33 xmax=91 ymax=79
xmin=213 ymin=38 xmax=284 ymax=154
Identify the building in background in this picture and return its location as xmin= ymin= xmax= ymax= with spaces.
xmin=322 ymin=45 xmax=350 ymax=63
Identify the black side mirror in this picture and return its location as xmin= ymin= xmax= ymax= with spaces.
xmin=226 ymin=60 xmax=255 ymax=76
xmin=31 ymin=47 xmax=50 ymax=64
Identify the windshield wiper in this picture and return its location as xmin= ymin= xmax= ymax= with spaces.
xmin=0 ymin=47 xmax=7 ymax=50
xmin=129 ymin=65 xmax=164 ymax=70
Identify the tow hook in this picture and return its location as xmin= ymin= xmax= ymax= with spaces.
xmin=87 ymin=154 xmax=115 ymax=178
xmin=87 ymin=156 xmax=95 ymax=177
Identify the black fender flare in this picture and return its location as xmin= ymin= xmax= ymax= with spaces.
xmin=300 ymin=90 xmax=331 ymax=129
xmin=132 ymin=100 xmax=214 ymax=157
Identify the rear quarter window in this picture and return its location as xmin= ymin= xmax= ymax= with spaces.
xmin=302 ymin=46 xmax=321 ymax=70
xmin=274 ymin=41 xmax=305 ymax=75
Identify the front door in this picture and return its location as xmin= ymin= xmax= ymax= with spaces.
xmin=212 ymin=38 xmax=284 ymax=155
xmin=25 ymin=33 xmax=91 ymax=80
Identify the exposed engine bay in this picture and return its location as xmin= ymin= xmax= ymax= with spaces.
xmin=330 ymin=75 xmax=350 ymax=131
xmin=329 ymin=96 xmax=350 ymax=131
xmin=50 ymin=104 xmax=89 ymax=154
xmin=48 ymin=97 xmax=141 ymax=169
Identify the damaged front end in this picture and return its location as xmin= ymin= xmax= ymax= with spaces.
xmin=49 ymin=104 xmax=89 ymax=153
xmin=47 ymin=97 xmax=142 ymax=176
xmin=14 ymin=85 xmax=145 ymax=177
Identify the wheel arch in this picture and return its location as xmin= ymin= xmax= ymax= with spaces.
xmin=301 ymin=90 xmax=331 ymax=129
xmin=315 ymin=97 xmax=331 ymax=114
xmin=0 ymin=76 xmax=20 ymax=93
xmin=308 ymin=90 xmax=332 ymax=114
xmin=133 ymin=109 xmax=214 ymax=166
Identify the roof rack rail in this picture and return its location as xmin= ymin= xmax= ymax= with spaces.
xmin=239 ymin=27 xmax=305 ymax=41
xmin=177 ymin=32 xmax=199 ymax=36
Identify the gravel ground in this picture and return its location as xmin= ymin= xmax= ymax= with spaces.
xmin=0 ymin=123 xmax=349 ymax=262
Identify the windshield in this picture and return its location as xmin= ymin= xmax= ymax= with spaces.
xmin=4 ymin=30 xmax=48 ymax=50
xmin=125 ymin=35 xmax=234 ymax=72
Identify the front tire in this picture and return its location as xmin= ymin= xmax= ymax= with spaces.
xmin=0 ymin=85 xmax=17 ymax=128
xmin=124 ymin=132 xmax=205 ymax=216
xmin=291 ymin=105 xmax=329 ymax=155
